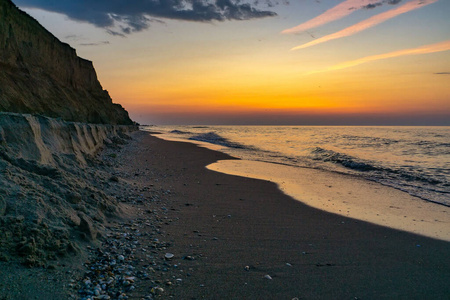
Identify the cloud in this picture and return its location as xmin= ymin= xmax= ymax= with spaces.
xmin=79 ymin=41 xmax=110 ymax=47
xmin=434 ymin=72 xmax=450 ymax=75
xmin=14 ymin=0 xmax=280 ymax=35
xmin=308 ymin=40 xmax=450 ymax=74
xmin=281 ymin=0 xmax=402 ymax=34
xmin=363 ymin=3 xmax=383 ymax=9
xmin=291 ymin=0 xmax=438 ymax=50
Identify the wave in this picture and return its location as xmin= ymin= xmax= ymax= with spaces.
xmin=341 ymin=135 xmax=400 ymax=146
xmin=154 ymin=125 xmax=449 ymax=206
xmin=309 ymin=147 xmax=378 ymax=171
xmin=189 ymin=132 xmax=249 ymax=149
xmin=308 ymin=147 xmax=444 ymax=186
xmin=170 ymin=130 xmax=191 ymax=134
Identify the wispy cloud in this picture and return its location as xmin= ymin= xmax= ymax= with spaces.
xmin=434 ymin=72 xmax=450 ymax=75
xmin=281 ymin=0 xmax=401 ymax=34
xmin=79 ymin=41 xmax=110 ymax=47
xmin=308 ymin=40 xmax=450 ymax=74
xmin=291 ymin=0 xmax=438 ymax=50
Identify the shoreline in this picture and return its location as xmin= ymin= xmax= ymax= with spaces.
xmin=144 ymin=126 xmax=450 ymax=208
xmin=149 ymin=131 xmax=450 ymax=242
xmin=2 ymin=130 xmax=449 ymax=299
xmin=120 ymin=131 xmax=450 ymax=299
xmin=207 ymin=160 xmax=450 ymax=242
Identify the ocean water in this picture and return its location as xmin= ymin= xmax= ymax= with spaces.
xmin=143 ymin=126 xmax=450 ymax=207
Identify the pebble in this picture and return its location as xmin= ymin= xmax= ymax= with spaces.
xmin=151 ymin=287 xmax=164 ymax=294
xmin=264 ymin=275 xmax=273 ymax=280
xmin=164 ymin=253 xmax=174 ymax=259
xmin=74 ymin=167 xmax=186 ymax=300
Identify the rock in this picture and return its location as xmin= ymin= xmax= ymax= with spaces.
xmin=151 ymin=287 xmax=164 ymax=295
xmin=264 ymin=275 xmax=273 ymax=280
xmin=164 ymin=253 xmax=174 ymax=260
xmin=78 ymin=213 xmax=97 ymax=240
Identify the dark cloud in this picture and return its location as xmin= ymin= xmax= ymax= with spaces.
xmin=14 ymin=0 xmax=279 ymax=35
xmin=362 ymin=3 xmax=383 ymax=9
xmin=362 ymin=0 xmax=402 ymax=10
xmin=105 ymin=29 xmax=126 ymax=37
xmin=79 ymin=41 xmax=110 ymax=46
xmin=434 ymin=72 xmax=450 ymax=75
xmin=386 ymin=0 xmax=402 ymax=4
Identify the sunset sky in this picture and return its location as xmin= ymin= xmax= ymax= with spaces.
xmin=14 ymin=0 xmax=450 ymax=125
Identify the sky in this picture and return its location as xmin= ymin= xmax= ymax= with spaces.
xmin=14 ymin=0 xmax=450 ymax=125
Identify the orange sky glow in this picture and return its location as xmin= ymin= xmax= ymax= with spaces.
xmin=18 ymin=0 xmax=450 ymax=125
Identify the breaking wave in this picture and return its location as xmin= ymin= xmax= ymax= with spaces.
xmin=189 ymin=132 xmax=249 ymax=149
xmin=147 ymin=125 xmax=450 ymax=206
xmin=309 ymin=147 xmax=378 ymax=171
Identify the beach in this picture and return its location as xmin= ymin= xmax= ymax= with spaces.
xmin=1 ymin=129 xmax=449 ymax=299
xmin=115 ymin=131 xmax=449 ymax=299
xmin=2 ymin=1 xmax=449 ymax=298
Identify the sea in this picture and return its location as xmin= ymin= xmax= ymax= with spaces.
xmin=142 ymin=125 xmax=450 ymax=208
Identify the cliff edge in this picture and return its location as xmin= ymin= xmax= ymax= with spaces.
xmin=0 ymin=0 xmax=140 ymax=270
xmin=0 ymin=0 xmax=133 ymax=125
xmin=0 ymin=112 xmax=136 ymax=267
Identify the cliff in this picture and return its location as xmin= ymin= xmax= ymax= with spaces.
xmin=0 ymin=0 xmax=140 ymax=268
xmin=0 ymin=0 xmax=133 ymax=125
xmin=0 ymin=113 xmax=137 ymax=266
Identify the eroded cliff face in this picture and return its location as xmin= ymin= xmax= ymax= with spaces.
xmin=0 ymin=0 xmax=133 ymax=125
xmin=0 ymin=0 xmax=141 ymax=268
xmin=0 ymin=113 xmax=137 ymax=266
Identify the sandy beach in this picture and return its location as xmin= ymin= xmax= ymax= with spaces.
xmin=1 ymin=130 xmax=449 ymax=299
xmin=2 ymin=1 xmax=449 ymax=299
xmin=115 ymin=131 xmax=449 ymax=299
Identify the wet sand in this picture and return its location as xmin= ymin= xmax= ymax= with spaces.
xmin=207 ymin=160 xmax=450 ymax=242
xmin=121 ymin=131 xmax=449 ymax=299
